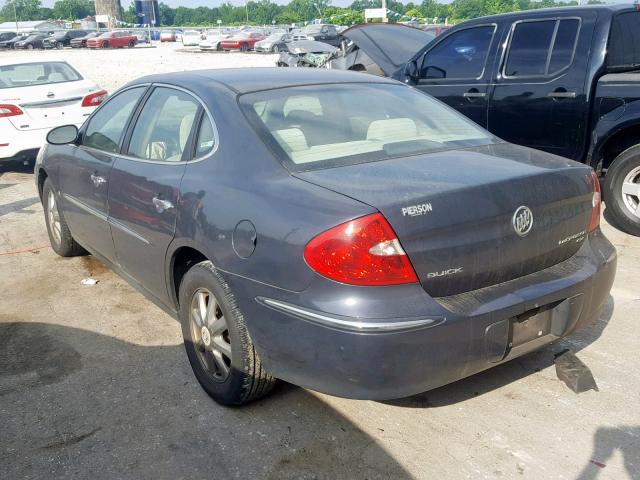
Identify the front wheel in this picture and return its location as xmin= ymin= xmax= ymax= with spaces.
xmin=604 ymin=145 xmax=640 ymax=236
xmin=179 ymin=261 xmax=276 ymax=406
xmin=56 ymin=41 xmax=63 ymax=49
xmin=272 ymin=45 xmax=279 ymax=53
xmin=102 ymin=41 xmax=109 ymax=48
xmin=26 ymin=44 xmax=33 ymax=50
xmin=43 ymin=179 xmax=86 ymax=257
xmin=128 ymin=40 xmax=135 ymax=48
xmin=240 ymin=43 xmax=248 ymax=52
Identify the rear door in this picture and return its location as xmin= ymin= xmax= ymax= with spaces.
xmin=59 ymin=85 xmax=147 ymax=263
xmin=488 ymin=13 xmax=595 ymax=160
xmin=108 ymin=86 xmax=204 ymax=302
xmin=412 ymin=24 xmax=499 ymax=128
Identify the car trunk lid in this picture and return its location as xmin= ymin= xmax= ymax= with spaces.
xmin=295 ymin=143 xmax=595 ymax=297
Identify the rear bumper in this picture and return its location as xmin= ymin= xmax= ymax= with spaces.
xmin=226 ymin=231 xmax=616 ymax=400
xmin=1 ymin=122 xmax=88 ymax=161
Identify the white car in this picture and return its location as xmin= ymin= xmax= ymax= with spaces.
xmin=199 ymin=34 xmax=231 ymax=51
xmin=182 ymin=30 xmax=202 ymax=46
xmin=0 ymin=59 xmax=106 ymax=163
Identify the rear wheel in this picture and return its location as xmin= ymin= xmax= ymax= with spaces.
xmin=43 ymin=179 xmax=86 ymax=257
xmin=241 ymin=42 xmax=249 ymax=52
xmin=128 ymin=40 xmax=135 ymax=48
xmin=604 ymin=145 xmax=640 ymax=236
xmin=179 ymin=261 xmax=276 ymax=406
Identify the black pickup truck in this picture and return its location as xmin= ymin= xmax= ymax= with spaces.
xmin=342 ymin=6 xmax=640 ymax=235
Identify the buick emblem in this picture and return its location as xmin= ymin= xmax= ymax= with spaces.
xmin=512 ymin=206 xmax=533 ymax=237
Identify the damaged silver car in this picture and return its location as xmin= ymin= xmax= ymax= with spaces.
xmin=276 ymin=40 xmax=339 ymax=68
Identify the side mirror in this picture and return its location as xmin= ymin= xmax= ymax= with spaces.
xmin=404 ymin=60 xmax=419 ymax=83
xmin=47 ymin=125 xmax=78 ymax=145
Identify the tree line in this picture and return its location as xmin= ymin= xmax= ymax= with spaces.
xmin=1 ymin=0 xmax=602 ymax=27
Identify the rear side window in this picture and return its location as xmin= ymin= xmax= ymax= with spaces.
xmin=608 ymin=12 xmax=640 ymax=71
xmin=126 ymin=87 xmax=200 ymax=162
xmin=83 ymin=87 xmax=146 ymax=153
xmin=195 ymin=115 xmax=215 ymax=157
xmin=420 ymin=26 xmax=495 ymax=80
xmin=504 ymin=19 xmax=579 ymax=77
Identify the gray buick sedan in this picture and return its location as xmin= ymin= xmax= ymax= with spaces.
xmin=35 ymin=69 xmax=616 ymax=405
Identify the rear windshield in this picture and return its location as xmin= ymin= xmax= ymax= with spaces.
xmin=240 ymin=83 xmax=494 ymax=171
xmin=0 ymin=62 xmax=82 ymax=89
xmin=608 ymin=11 xmax=640 ymax=71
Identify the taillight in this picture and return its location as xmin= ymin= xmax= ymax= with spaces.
xmin=0 ymin=104 xmax=23 ymax=118
xmin=588 ymin=170 xmax=601 ymax=232
xmin=304 ymin=213 xmax=419 ymax=286
xmin=81 ymin=90 xmax=108 ymax=107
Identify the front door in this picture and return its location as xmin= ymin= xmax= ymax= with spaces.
xmin=59 ymin=85 xmax=147 ymax=263
xmin=108 ymin=86 xmax=201 ymax=302
xmin=412 ymin=24 xmax=498 ymax=128
xmin=487 ymin=14 xmax=595 ymax=160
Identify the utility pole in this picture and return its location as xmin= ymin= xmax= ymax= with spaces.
xmin=245 ymin=0 xmax=249 ymax=23
xmin=13 ymin=0 xmax=19 ymax=33
xmin=381 ymin=0 xmax=387 ymax=22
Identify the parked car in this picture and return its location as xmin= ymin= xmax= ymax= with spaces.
xmin=340 ymin=7 xmax=640 ymax=236
xmin=0 ymin=31 xmax=16 ymax=43
xmin=0 ymin=59 xmax=106 ymax=163
xmin=0 ymin=33 xmax=26 ymax=49
xmin=160 ymin=30 xmax=177 ymax=42
xmin=14 ymin=34 xmax=47 ymax=50
xmin=44 ymin=30 xmax=91 ymax=49
xmin=134 ymin=31 xmax=151 ymax=45
xmin=255 ymin=33 xmax=292 ymax=53
xmin=199 ymin=34 xmax=231 ymax=51
xmin=219 ymin=32 xmax=266 ymax=52
xmin=70 ymin=31 xmax=100 ymax=48
xmin=298 ymin=24 xmax=341 ymax=47
xmin=182 ymin=30 xmax=202 ymax=46
xmin=277 ymin=40 xmax=338 ymax=67
xmin=87 ymin=31 xmax=137 ymax=49
xmin=330 ymin=24 xmax=434 ymax=75
xmin=35 ymin=68 xmax=616 ymax=406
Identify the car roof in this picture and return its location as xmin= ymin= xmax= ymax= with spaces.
xmin=130 ymin=67 xmax=398 ymax=94
xmin=459 ymin=3 xmax=637 ymax=25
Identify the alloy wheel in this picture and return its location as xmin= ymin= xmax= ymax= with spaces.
xmin=47 ymin=190 xmax=62 ymax=245
xmin=622 ymin=166 xmax=640 ymax=218
xmin=189 ymin=288 xmax=232 ymax=382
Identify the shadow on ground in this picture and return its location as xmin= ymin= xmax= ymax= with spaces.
xmin=0 ymin=321 xmax=412 ymax=480
xmin=0 ymin=160 xmax=34 ymax=177
xmin=383 ymin=296 xmax=614 ymax=409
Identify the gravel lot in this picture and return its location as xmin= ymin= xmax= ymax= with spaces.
xmin=1 ymin=44 xmax=639 ymax=480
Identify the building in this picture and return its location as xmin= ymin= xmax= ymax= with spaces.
xmin=95 ymin=0 xmax=123 ymax=22
xmin=0 ymin=20 xmax=59 ymax=33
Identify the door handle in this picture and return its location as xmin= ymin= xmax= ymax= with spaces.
xmin=547 ymin=91 xmax=577 ymax=99
xmin=152 ymin=196 xmax=174 ymax=213
xmin=463 ymin=91 xmax=486 ymax=99
xmin=90 ymin=173 xmax=106 ymax=187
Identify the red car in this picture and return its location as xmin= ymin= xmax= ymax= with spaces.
xmin=219 ymin=32 xmax=266 ymax=52
xmin=160 ymin=31 xmax=177 ymax=42
xmin=87 ymin=31 xmax=137 ymax=49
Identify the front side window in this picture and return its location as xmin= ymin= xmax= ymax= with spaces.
xmin=127 ymin=87 xmax=200 ymax=162
xmin=83 ymin=87 xmax=146 ymax=153
xmin=504 ymin=19 xmax=579 ymax=77
xmin=0 ymin=62 xmax=82 ymax=89
xmin=420 ymin=26 xmax=495 ymax=80
xmin=240 ymin=83 xmax=494 ymax=171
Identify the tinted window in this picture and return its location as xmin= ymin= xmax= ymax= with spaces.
xmin=421 ymin=26 xmax=495 ymax=80
xmin=241 ymin=84 xmax=494 ymax=170
xmin=608 ymin=12 xmax=640 ymax=70
xmin=505 ymin=21 xmax=555 ymax=77
xmin=195 ymin=115 xmax=215 ymax=157
xmin=548 ymin=19 xmax=579 ymax=74
xmin=127 ymin=87 xmax=200 ymax=162
xmin=83 ymin=87 xmax=145 ymax=153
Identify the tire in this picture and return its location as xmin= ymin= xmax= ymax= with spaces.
xmin=42 ymin=179 xmax=86 ymax=257
xmin=272 ymin=45 xmax=279 ymax=53
xmin=179 ymin=261 xmax=276 ymax=406
xmin=604 ymin=144 xmax=640 ymax=236
xmin=128 ymin=40 xmax=135 ymax=48
xmin=216 ymin=43 xmax=222 ymax=51
xmin=241 ymin=43 xmax=248 ymax=52
xmin=102 ymin=41 xmax=109 ymax=48
xmin=26 ymin=44 xmax=33 ymax=50
xmin=56 ymin=41 xmax=63 ymax=49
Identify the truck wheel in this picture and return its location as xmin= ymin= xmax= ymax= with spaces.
xmin=179 ymin=261 xmax=276 ymax=405
xmin=43 ymin=179 xmax=86 ymax=257
xmin=604 ymin=145 xmax=640 ymax=236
